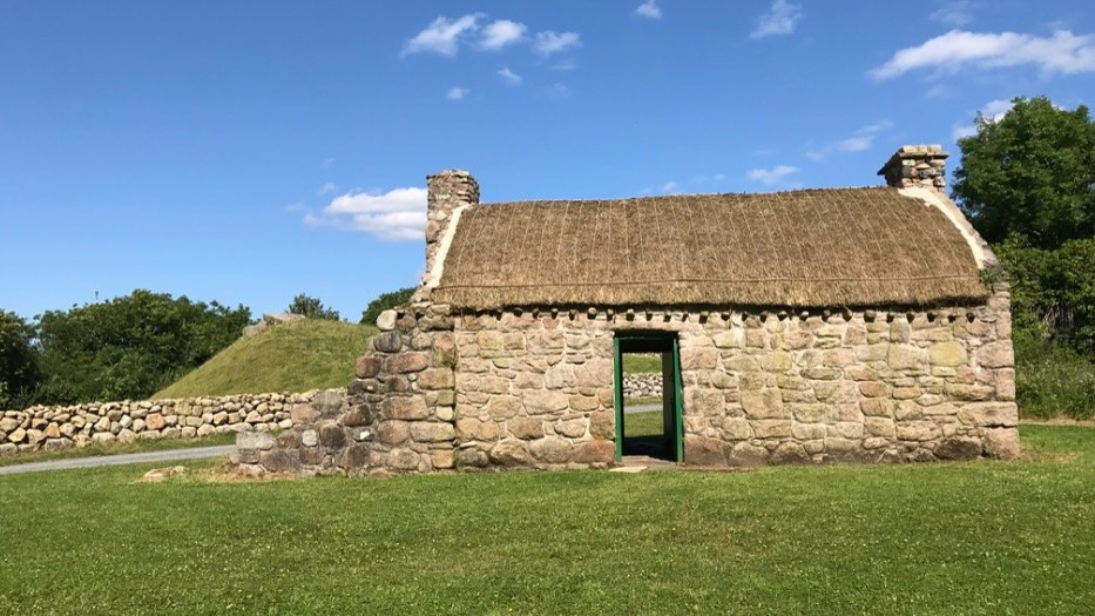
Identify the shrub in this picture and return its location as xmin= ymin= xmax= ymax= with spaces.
xmin=1014 ymin=332 xmax=1095 ymax=420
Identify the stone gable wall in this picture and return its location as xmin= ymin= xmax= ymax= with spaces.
xmin=238 ymin=286 xmax=1018 ymax=476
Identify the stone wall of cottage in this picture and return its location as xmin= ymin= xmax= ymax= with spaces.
xmin=238 ymin=285 xmax=1018 ymax=475
xmin=236 ymin=304 xmax=458 ymax=477
xmin=0 ymin=391 xmax=326 ymax=457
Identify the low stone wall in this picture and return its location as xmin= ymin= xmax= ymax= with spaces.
xmin=624 ymin=373 xmax=663 ymax=399
xmin=0 ymin=391 xmax=331 ymax=457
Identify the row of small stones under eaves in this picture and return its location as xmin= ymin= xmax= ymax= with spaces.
xmin=438 ymin=307 xmax=998 ymax=325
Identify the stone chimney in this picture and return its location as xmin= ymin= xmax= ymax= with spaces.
xmin=878 ymin=145 xmax=949 ymax=191
xmin=420 ymin=169 xmax=479 ymax=292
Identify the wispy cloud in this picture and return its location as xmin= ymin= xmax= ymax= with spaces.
xmin=634 ymin=0 xmax=662 ymax=20
xmin=750 ymin=0 xmax=803 ymax=39
xmin=952 ymin=98 xmax=1015 ymax=140
xmin=403 ymin=14 xmax=482 ymax=56
xmin=303 ymin=187 xmax=428 ymax=241
xmin=661 ymin=181 xmax=681 ymax=194
xmin=317 ymin=182 xmax=338 ymax=196
xmin=479 ymin=19 xmax=527 ymax=50
xmin=322 ymin=157 xmax=336 ymax=169
xmin=807 ymin=121 xmax=894 ymax=160
xmin=746 ymin=165 xmax=800 ymax=185
xmin=534 ymin=31 xmax=581 ymax=56
xmin=870 ymin=29 xmax=1095 ymax=80
xmin=929 ymin=1 xmax=979 ymax=27
xmin=498 ymin=66 xmax=522 ymax=85
xmin=544 ymin=82 xmax=574 ymax=100
xmin=447 ymin=86 xmax=470 ymax=101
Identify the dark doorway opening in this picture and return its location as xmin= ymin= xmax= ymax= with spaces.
xmin=613 ymin=333 xmax=683 ymax=463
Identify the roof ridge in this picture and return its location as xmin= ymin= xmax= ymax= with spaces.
xmin=481 ymin=185 xmax=891 ymax=207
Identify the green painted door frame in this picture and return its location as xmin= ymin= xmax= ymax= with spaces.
xmin=612 ymin=332 xmax=683 ymax=463
xmin=672 ymin=337 xmax=684 ymax=463
xmin=613 ymin=336 xmax=624 ymax=461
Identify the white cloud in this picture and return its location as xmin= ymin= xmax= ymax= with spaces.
xmin=746 ymin=165 xmax=800 ymax=185
xmin=551 ymin=61 xmax=578 ymax=71
xmin=806 ymin=121 xmax=894 ymax=160
xmin=951 ymin=123 xmax=979 ymax=140
xmin=534 ymin=31 xmax=581 ymax=56
xmin=403 ymin=14 xmax=482 ymax=56
xmin=929 ymin=1 xmax=979 ymax=27
xmin=447 ymin=86 xmax=470 ymax=101
xmin=952 ymin=98 xmax=1015 ymax=140
xmin=322 ymin=157 xmax=335 ymax=168
xmin=317 ymin=182 xmax=338 ymax=196
xmin=545 ymin=82 xmax=573 ymax=100
xmin=634 ymin=0 xmax=662 ymax=20
xmin=498 ymin=66 xmax=522 ymax=85
xmin=981 ymin=99 xmax=1015 ymax=120
xmin=870 ymin=29 xmax=1095 ymax=80
xmin=750 ymin=0 xmax=803 ymax=39
xmin=304 ymin=187 xmax=428 ymax=241
xmin=661 ymin=181 xmax=681 ymax=193
xmin=479 ymin=19 xmax=527 ymax=50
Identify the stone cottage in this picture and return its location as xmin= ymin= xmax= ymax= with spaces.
xmin=239 ymin=145 xmax=1018 ymax=476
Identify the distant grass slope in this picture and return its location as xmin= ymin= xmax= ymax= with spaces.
xmin=154 ymin=320 xmax=376 ymax=399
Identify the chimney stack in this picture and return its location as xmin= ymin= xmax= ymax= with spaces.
xmin=878 ymin=145 xmax=949 ymax=191
xmin=419 ymin=170 xmax=479 ymax=295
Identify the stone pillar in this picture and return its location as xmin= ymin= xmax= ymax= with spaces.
xmin=877 ymin=145 xmax=949 ymax=191
xmin=424 ymin=169 xmax=479 ymax=283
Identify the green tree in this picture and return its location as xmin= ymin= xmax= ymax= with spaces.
xmin=952 ymin=96 xmax=1095 ymax=249
xmin=360 ymin=287 xmax=415 ymax=325
xmin=33 ymin=290 xmax=251 ymax=404
xmin=287 ymin=293 xmax=340 ymax=321
xmin=0 ymin=310 xmax=40 ymax=409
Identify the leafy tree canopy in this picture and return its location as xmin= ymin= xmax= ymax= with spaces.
xmin=287 ymin=293 xmax=340 ymax=321
xmin=952 ymin=96 xmax=1095 ymax=250
xmin=361 ymin=287 xmax=415 ymax=325
xmin=0 ymin=310 xmax=40 ymax=409
xmin=33 ymin=290 xmax=251 ymax=405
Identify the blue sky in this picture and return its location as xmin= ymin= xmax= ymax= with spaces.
xmin=2 ymin=0 xmax=1093 ymax=322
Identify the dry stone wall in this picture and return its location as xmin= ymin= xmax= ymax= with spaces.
xmin=624 ymin=373 xmax=663 ymax=399
xmin=0 ymin=392 xmax=327 ymax=457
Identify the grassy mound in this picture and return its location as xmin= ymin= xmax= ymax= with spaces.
xmin=154 ymin=319 xmax=376 ymax=399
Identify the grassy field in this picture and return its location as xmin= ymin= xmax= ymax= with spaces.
xmin=623 ymin=353 xmax=662 ymax=373
xmin=0 ymin=433 xmax=235 ymax=468
xmin=155 ymin=319 xmax=376 ymax=399
xmin=1 ymin=425 xmax=1092 ymax=615
xmin=624 ymin=409 xmax=664 ymax=437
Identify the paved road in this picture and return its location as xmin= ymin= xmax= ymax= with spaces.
xmin=0 ymin=445 xmax=235 ymax=476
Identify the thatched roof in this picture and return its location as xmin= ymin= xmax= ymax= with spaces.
xmin=431 ymin=187 xmax=990 ymax=310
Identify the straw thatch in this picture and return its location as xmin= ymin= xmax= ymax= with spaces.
xmin=432 ymin=187 xmax=989 ymax=310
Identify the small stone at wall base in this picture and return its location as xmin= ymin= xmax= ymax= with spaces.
xmin=934 ymin=436 xmax=982 ymax=461
xmin=983 ymin=428 xmax=1020 ymax=460
xmin=684 ymin=436 xmax=726 ymax=467
xmin=489 ymin=439 xmax=532 ymax=467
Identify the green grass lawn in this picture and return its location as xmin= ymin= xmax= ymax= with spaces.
xmin=623 ymin=353 xmax=662 ymax=373
xmin=0 ymin=432 xmax=235 ymax=468
xmin=1 ymin=425 xmax=1093 ymax=615
xmin=624 ymin=409 xmax=664 ymax=437
xmin=155 ymin=319 xmax=376 ymax=399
